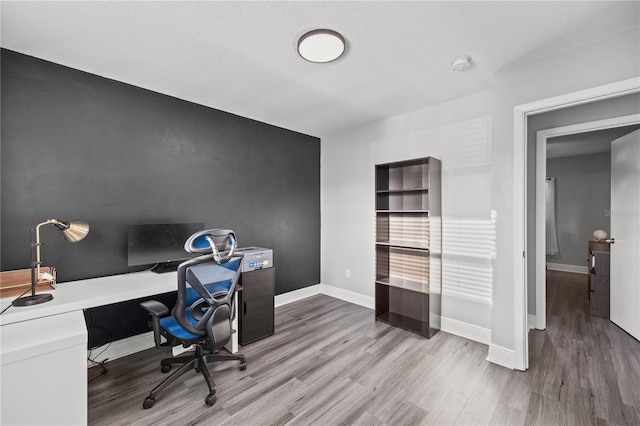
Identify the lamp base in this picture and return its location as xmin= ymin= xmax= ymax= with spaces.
xmin=12 ymin=293 xmax=53 ymax=307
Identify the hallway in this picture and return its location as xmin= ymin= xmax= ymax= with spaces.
xmin=527 ymin=270 xmax=640 ymax=424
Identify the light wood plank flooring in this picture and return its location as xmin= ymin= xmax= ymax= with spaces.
xmin=89 ymin=271 xmax=640 ymax=425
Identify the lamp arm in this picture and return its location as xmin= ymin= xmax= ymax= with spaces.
xmin=16 ymin=218 xmax=84 ymax=307
xmin=34 ymin=219 xmax=64 ymax=284
xmin=30 ymin=227 xmax=38 ymax=297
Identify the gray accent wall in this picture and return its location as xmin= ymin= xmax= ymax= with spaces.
xmin=546 ymin=152 xmax=611 ymax=267
xmin=1 ymin=49 xmax=320 ymax=295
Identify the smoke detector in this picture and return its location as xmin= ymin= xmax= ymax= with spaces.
xmin=451 ymin=55 xmax=473 ymax=71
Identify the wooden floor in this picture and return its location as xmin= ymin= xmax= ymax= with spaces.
xmin=89 ymin=271 xmax=640 ymax=425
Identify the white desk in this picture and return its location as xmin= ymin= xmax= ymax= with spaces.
xmin=0 ymin=271 xmax=239 ymax=425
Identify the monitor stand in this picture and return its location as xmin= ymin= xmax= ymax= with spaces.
xmin=150 ymin=261 xmax=181 ymax=274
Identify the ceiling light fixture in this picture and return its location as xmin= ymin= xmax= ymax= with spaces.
xmin=451 ymin=55 xmax=473 ymax=71
xmin=297 ymin=29 xmax=345 ymax=63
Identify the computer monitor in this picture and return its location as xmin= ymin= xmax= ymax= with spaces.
xmin=127 ymin=222 xmax=204 ymax=273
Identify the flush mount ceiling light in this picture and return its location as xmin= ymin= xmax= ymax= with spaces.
xmin=451 ymin=55 xmax=473 ymax=71
xmin=297 ymin=29 xmax=345 ymax=63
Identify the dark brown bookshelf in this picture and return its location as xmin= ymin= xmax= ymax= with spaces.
xmin=374 ymin=157 xmax=441 ymax=337
xmin=375 ymin=241 xmax=429 ymax=251
xmin=376 ymin=188 xmax=429 ymax=193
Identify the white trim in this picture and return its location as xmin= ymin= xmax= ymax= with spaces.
xmin=275 ymin=283 xmax=376 ymax=309
xmin=87 ymin=285 xmax=328 ymax=364
xmin=486 ymin=344 xmax=516 ymax=369
xmin=285 ymin=285 xmax=491 ymax=347
xmin=528 ymin=314 xmax=537 ymax=330
xmin=513 ymin=106 xmax=529 ymax=371
xmin=535 ymin=113 xmax=640 ymax=331
xmin=546 ymin=263 xmax=589 ymax=274
xmin=274 ymin=284 xmax=323 ymax=307
xmin=91 ymin=285 xmax=328 ymax=365
xmin=88 ymin=331 xmax=154 ymax=364
xmin=90 ymin=283 xmax=490 ymax=365
xmin=441 ymin=316 xmax=491 ymax=345
xmin=318 ymin=283 xmax=375 ymax=309
xmin=513 ymin=77 xmax=640 ymax=372
xmin=536 ymin=132 xmax=547 ymax=331
xmin=517 ymin=78 xmax=640 ymax=116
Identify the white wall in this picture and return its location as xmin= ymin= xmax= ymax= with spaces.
xmin=321 ymin=28 xmax=639 ymax=362
xmin=490 ymin=29 xmax=640 ymax=354
xmin=321 ymin=90 xmax=494 ymax=336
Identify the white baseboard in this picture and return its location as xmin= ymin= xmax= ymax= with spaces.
xmin=88 ymin=331 xmax=155 ymax=364
xmin=97 ymin=283 xmax=489 ymax=363
xmin=486 ymin=344 xmax=516 ymax=369
xmin=546 ymin=263 xmax=588 ymax=274
xmin=95 ymin=286 xmax=328 ymax=364
xmin=274 ymin=284 xmax=323 ymax=307
xmin=275 ymin=283 xmax=374 ymax=309
xmin=91 ymin=284 xmax=340 ymax=363
xmin=440 ymin=316 xmax=490 ymax=345
xmin=318 ymin=283 xmax=375 ymax=309
xmin=282 ymin=284 xmax=489 ymax=346
xmin=528 ymin=314 xmax=536 ymax=330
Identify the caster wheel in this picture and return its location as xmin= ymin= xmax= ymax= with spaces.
xmin=240 ymin=361 xmax=247 ymax=371
xmin=205 ymin=394 xmax=217 ymax=406
xmin=143 ymin=397 xmax=155 ymax=409
xmin=160 ymin=364 xmax=171 ymax=373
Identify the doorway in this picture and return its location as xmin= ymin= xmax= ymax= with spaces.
xmin=534 ymin=115 xmax=640 ymax=331
xmin=513 ymin=77 xmax=640 ymax=371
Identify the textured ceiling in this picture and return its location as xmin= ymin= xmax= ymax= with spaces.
xmin=1 ymin=1 xmax=639 ymax=137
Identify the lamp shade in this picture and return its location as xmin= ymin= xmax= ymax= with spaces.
xmin=56 ymin=221 xmax=90 ymax=242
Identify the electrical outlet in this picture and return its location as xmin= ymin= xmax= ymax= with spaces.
xmin=346 ymin=269 xmax=351 ymax=278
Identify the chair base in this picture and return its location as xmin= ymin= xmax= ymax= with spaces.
xmin=142 ymin=344 xmax=246 ymax=409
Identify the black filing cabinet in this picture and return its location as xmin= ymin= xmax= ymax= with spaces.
xmin=239 ymin=268 xmax=275 ymax=345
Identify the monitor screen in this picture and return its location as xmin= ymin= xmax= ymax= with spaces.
xmin=127 ymin=222 xmax=205 ymax=268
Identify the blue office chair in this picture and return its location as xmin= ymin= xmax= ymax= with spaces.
xmin=140 ymin=229 xmax=246 ymax=408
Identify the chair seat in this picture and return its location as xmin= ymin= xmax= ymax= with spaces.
xmin=160 ymin=314 xmax=201 ymax=340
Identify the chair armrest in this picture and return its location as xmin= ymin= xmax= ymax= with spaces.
xmin=140 ymin=300 xmax=169 ymax=348
xmin=140 ymin=300 xmax=169 ymax=317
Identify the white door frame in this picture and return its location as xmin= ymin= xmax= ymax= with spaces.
xmin=535 ymin=113 xmax=640 ymax=330
xmin=513 ymin=77 xmax=640 ymax=371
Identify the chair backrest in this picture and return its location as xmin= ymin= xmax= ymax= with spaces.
xmin=184 ymin=229 xmax=238 ymax=263
xmin=173 ymin=229 xmax=243 ymax=351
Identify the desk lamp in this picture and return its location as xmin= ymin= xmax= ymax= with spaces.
xmin=12 ymin=219 xmax=90 ymax=307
